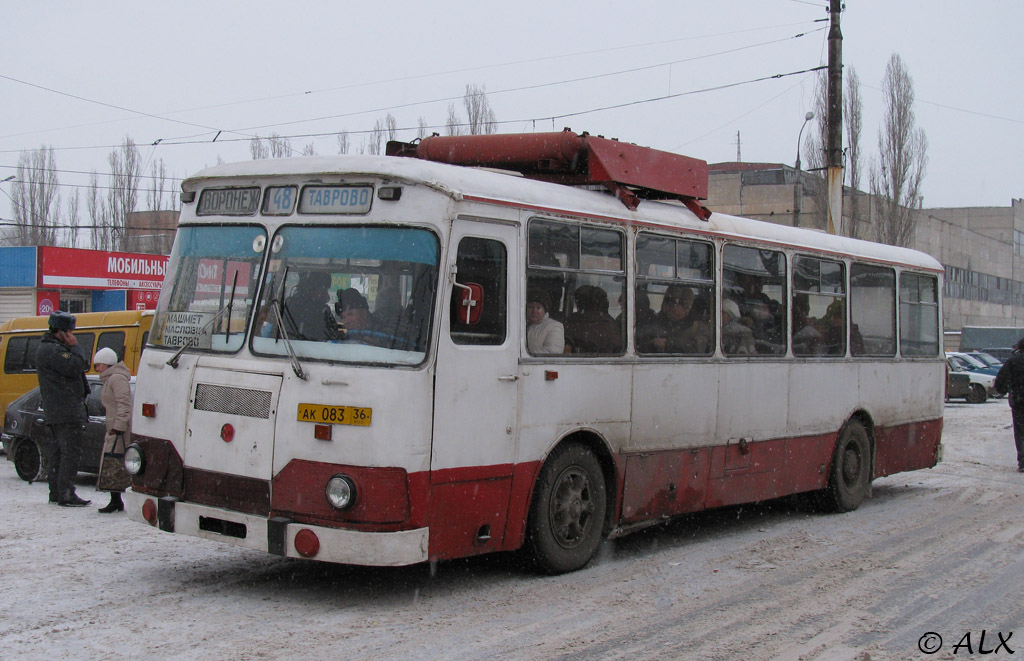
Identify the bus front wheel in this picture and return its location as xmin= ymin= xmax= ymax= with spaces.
xmin=821 ymin=420 xmax=872 ymax=513
xmin=525 ymin=444 xmax=607 ymax=574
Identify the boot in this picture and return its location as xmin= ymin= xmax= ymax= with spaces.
xmin=98 ymin=492 xmax=124 ymax=513
xmin=58 ymin=493 xmax=91 ymax=507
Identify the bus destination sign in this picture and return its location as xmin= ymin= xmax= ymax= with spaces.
xmin=197 ymin=187 xmax=261 ymax=216
xmin=299 ymin=185 xmax=373 ymax=214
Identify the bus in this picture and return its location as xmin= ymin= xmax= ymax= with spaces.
xmin=123 ymin=131 xmax=944 ymax=573
xmin=0 ymin=309 xmax=153 ymax=419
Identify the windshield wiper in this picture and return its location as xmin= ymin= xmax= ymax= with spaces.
xmin=269 ymin=295 xmax=307 ymax=380
xmin=266 ymin=266 xmax=307 ymax=380
xmin=166 ymin=274 xmax=240 ymax=369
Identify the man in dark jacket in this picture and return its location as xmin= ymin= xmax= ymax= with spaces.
xmin=994 ymin=337 xmax=1024 ymax=473
xmin=35 ymin=311 xmax=91 ymax=506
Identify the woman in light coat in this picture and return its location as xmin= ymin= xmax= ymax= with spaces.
xmin=93 ymin=347 xmax=132 ymax=513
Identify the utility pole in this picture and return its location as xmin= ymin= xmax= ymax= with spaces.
xmin=826 ymin=0 xmax=844 ymax=235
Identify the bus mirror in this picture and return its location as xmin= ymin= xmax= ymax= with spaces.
xmin=456 ymin=282 xmax=484 ymax=325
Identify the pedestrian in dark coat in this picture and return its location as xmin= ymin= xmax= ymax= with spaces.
xmin=35 ymin=311 xmax=91 ymax=506
xmin=994 ymin=337 xmax=1024 ymax=472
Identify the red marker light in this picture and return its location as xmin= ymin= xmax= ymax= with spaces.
xmin=314 ymin=424 xmax=332 ymax=441
xmin=294 ymin=529 xmax=320 ymax=557
xmin=142 ymin=403 xmax=156 ymax=417
xmin=221 ymin=424 xmax=235 ymax=443
xmin=142 ymin=499 xmax=157 ymax=526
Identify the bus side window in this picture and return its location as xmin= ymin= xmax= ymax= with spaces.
xmin=900 ymin=273 xmax=939 ymax=356
xmin=722 ymin=245 xmax=787 ymax=356
xmin=4 ymin=336 xmax=28 ymax=373
xmin=451 ymin=237 xmax=507 ymax=346
xmin=851 ymin=263 xmax=896 ymax=356
xmin=74 ymin=333 xmax=96 ymax=367
xmin=97 ymin=331 xmax=126 ymax=362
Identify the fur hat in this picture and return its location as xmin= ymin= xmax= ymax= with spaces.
xmin=48 ymin=310 xmax=76 ymax=332
xmin=93 ymin=347 xmax=119 ymax=366
xmin=527 ymin=289 xmax=552 ymax=312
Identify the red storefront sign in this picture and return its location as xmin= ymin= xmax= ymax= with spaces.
xmin=128 ymin=290 xmax=160 ymax=310
xmin=36 ymin=290 xmax=60 ymax=315
xmin=38 ymin=247 xmax=167 ymax=291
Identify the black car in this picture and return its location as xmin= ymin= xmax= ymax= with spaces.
xmin=1 ymin=375 xmax=134 ymax=482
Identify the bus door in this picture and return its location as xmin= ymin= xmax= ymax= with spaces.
xmin=430 ymin=220 xmax=520 ymax=552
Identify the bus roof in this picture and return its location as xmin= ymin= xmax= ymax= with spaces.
xmin=0 ymin=309 xmax=154 ymax=334
xmin=186 ymin=154 xmax=943 ymax=273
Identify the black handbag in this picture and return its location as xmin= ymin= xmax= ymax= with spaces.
xmin=96 ymin=433 xmax=131 ymax=492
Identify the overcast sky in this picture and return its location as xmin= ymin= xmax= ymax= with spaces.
xmin=1 ymin=0 xmax=1021 ymax=229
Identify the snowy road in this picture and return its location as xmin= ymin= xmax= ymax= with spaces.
xmin=2 ymin=401 xmax=1023 ymax=660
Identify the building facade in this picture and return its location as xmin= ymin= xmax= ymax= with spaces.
xmin=0 ymin=246 xmax=168 ymax=324
xmin=706 ymin=163 xmax=1024 ymax=339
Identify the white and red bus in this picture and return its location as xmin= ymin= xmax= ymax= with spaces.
xmin=124 ymin=131 xmax=944 ymax=573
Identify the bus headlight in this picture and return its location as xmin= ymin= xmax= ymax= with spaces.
xmin=325 ymin=474 xmax=356 ymax=510
xmin=124 ymin=444 xmax=145 ymax=475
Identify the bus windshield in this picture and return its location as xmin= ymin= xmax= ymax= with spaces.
xmin=251 ymin=225 xmax=439 ymax=366
xmin=150 ymin=225 xmax=266 ymax=352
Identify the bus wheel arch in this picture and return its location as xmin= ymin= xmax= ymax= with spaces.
xmin=523 ymin=431 xmax=615 ymax=574
xmin=820 ymin=413 xmax=874 ymax=513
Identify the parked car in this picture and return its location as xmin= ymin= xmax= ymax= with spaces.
xmin=982 ymin=347 xmax=1014 ymax=362
xmin=945 ymin=354 xmax=996 ymax=403
xmin=947 ymin=352 xmax=1000 ymax=377
xmin=1 ymin=375 xmax=135 ymax=482
xmin=967 ymin=351 xmax=1003 ymax=370
xmin=946 ymin=370 xmax=973 ymax=402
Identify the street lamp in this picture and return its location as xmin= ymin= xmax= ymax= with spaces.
xmin=793 ymin=111 xmax=814 ymax=227
xmin=1 ymin=176 xmax=14 ymax=183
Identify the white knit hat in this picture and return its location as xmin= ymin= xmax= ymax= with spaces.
xmin=93 ymin=347 xmax=119 ymax=366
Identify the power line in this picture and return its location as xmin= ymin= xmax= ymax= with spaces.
xmin=0 ymin=19 xmax=822 ymax=143
xmin=0 ymin=26 xmax=825 ymax=157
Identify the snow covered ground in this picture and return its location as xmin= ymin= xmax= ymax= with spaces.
xmin=1 ymin=400 xmax=1022 ymax=660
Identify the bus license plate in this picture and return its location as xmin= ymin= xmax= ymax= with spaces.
xmin=297 ymin=403 xmax=372 ymax=426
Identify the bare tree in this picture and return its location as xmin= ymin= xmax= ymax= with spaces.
xmin=250 ymin=136 xmax=270 ymax=160
xmin=337 ymin=130 xmax=351 ymax=154
xmin=463 ymin=84 xmax=497 ymax=135
xmin=108 ymin=136 xmax=142 ymax=251
xmin=417 ymin=117 xmax=429 ymax=140
xmin=268 ymin=133 xmax=292 ymax=158
xmin=799 ymin=71 xmax=829 ymax=230
xmin=11 ymin=146 xmax=61 ymax=247
xmin=366 ymin=119 xmax=384 ymax=155
xmin=385 ymin=113 xmax=398 ymax=142
xmin=88 ymin=171 xmax=111 ymax=251
xmin=870 ymin=53 xmax=928 ymax=248
xmin=146 ymin=159 xmax=168 ymax=213
xmin=301 ymin=142 xmax=316 ymax=156
xmin=445 ymin=103 xmax=461 ymax=136
xmin=844 ymin=67 xmax=865 ymax=238
xmin=64 ymin=189 xmax=81 ymax=247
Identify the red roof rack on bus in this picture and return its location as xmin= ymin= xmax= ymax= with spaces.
xmin=386 ymin=128 xmax=711 ymax=220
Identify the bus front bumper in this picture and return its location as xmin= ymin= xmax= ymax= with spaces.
xmin=124 ymin=489 xmax=429 ymax=566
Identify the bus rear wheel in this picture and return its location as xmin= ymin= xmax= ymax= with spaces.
xmin=525 ymin=443 xmax=607 ymax=574
xmin=820 ymin=420 xmax=871 ymax=513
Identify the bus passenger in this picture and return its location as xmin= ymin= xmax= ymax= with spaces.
xmin=792 ymin=294 xmax=824 ymax=355
xmin=336 ymin=288 xmax=390 ymax=346
xmin=565 ymin=285 xmax=621 ymax=354
xmin=647 ymin=285 xmax=711 ymax=354
xmin=526 ymin=289 xmax=565 ymax=355
xmin=283 ymin=271 xmax=338 ymax=342
xmin=722 ymin=298 xmax=755 ymax=355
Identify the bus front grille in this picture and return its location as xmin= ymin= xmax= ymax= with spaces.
xmin=193 ymin=383 xmax=272 ymax=419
